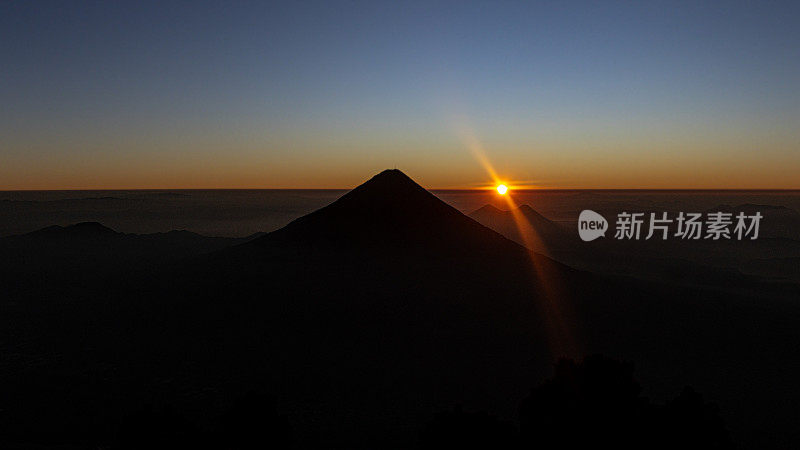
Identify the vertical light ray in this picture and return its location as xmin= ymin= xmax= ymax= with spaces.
xmin=455 ymin=120 xmax=580 ymax=359
xmin=501 ymin=191 xmax=580 ymax=359
xmin=453 ymin=119 xmax=500 ymax=183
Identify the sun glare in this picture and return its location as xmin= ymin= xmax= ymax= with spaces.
xmin=496 ymin=184 xmax=508 ymax=195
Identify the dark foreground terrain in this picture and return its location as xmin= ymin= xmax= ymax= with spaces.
xmin=1 ymin=170 xmax=798 ymax=449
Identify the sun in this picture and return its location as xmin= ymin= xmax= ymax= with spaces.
xmin=496 ymin=184 xmax=508 ymax=195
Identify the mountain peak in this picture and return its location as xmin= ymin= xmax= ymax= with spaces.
xmin=311 ymin=169 xmax=447 ymax=219
xmin=470 ymin=204 xmax=542 ymax=217
xmin=473 ymin=204 xmax=504 ymax=215
xmin=517 ymin=204 xmax=534 ymax=213
xmin=27 ymin=222 xmax=117 ymax=238
xmin=367 ymin=168 xmax=416 ymax=183
xmin=341 ymin=169 xmax=429 ymax=201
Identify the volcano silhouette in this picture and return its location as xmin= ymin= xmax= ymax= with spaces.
xmin=164 ymin=170 xmax=574 ymax=448
xmin=240 ymin=169 xmax=524 ymax=257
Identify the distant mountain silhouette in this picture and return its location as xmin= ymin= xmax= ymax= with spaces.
xmin=26 ymin=221 xmax=118 ymax=238
xmin=0 ymin=223 xmax=260 ymax=277
xmin=469 ymin=202 xmax=800 ymax=288
xmin=468 ymin=204 xmax=569 ymax=253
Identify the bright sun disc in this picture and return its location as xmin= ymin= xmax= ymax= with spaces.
xmin=496 ymin=184 xmax=508 ymax=195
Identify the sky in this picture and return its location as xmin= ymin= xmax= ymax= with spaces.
xmin=2 ymin=0 xmax=799 ymax=189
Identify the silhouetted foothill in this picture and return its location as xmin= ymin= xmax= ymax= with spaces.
xmin=0 ymin=222 xmax=262 ymax=278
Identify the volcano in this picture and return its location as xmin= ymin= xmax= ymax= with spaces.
xmin=229 ymin=169 xmax=527 ymax=258
xmin=162 ymin=169 xmax=575 ymax=447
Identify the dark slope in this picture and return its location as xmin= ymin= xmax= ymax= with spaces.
xmin=133 ymin=170 xmax=575 ymax=448
xmin=0 ymin=170 xmax=574 ymax=449
xmin=192 ymin=173 xmax=799 ymax=449
xmin=2 ymin=172 xmax=800 ymax=449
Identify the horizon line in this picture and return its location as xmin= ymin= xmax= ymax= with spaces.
xmin=3 ymin=188 xmax=800 ymax=193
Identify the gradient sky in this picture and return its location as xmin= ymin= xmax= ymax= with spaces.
xmin=2 ymin=0 xmax=799 ymax=189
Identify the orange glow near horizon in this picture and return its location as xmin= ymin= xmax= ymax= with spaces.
xmin=2 ymin=138 xmax=799 ymax=190
xmin=2 ymin=149 xmax=799 ymax=190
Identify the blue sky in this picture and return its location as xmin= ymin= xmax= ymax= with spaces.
xmin=2 ymin=1 xmax=798 ymax=188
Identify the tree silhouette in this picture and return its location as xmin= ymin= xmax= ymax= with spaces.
xmin=518 ymin=354 xmax=732 ymax=450
xmin=421 ymin=355 xmax=733 ymax=449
